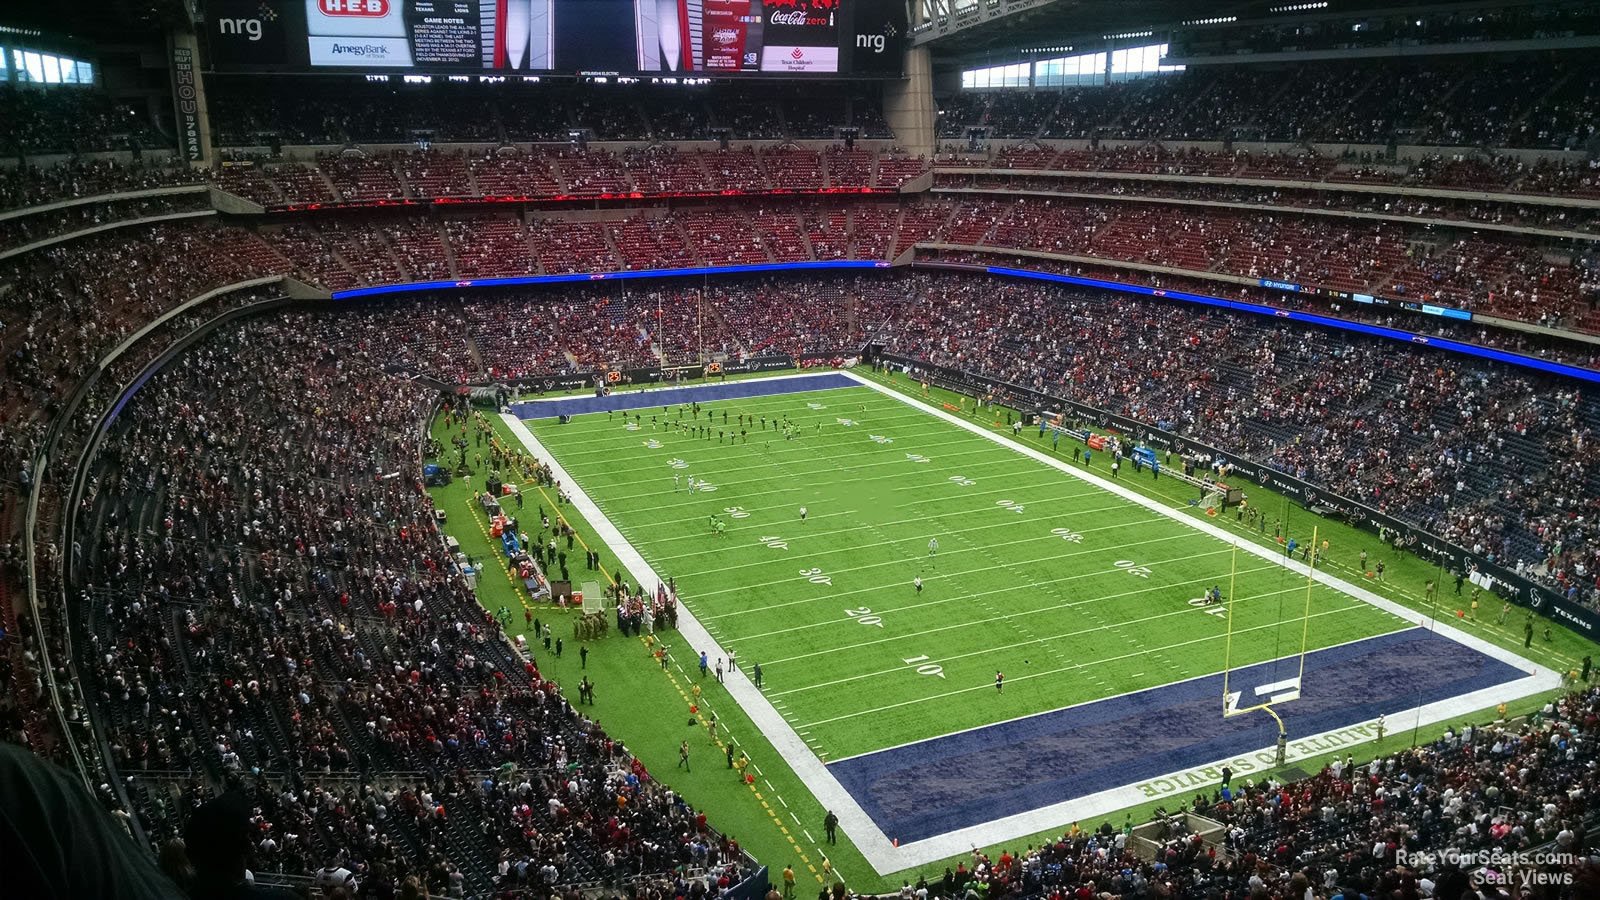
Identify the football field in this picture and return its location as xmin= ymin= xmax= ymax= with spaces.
xmin=504 ymin=370 xmax=1553 ymax=870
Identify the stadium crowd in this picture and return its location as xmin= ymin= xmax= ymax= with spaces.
xmin=71 ymin=314 xmax=758 ymax=896
xmin=9 ymin=146 xmax=1600 ymax=219
xmin=939 ymin=52 xmax=1599 ymax=149
xmin=0 ymin=83 xmax=169 ymax=155
xmin=919 ymin=194 xmax=1599 ymax=332
xmin=203 ymin=79 xmax=889 ymax=146
xmin=939 ymin=144 xmax=1600 ymax=203
xmin=10 ymin=49 xmax=1597 ymax=153
xmin=859 ymin=272 xmax=1600 ymax=607
xmin=5 ymin=149 xmax=1597 ymax=335
xmin=0 ymin=222 xmax=290 ymax=421
xmin=0 ymin=192 xmax=212 ymax=252
xmin=937 ymin=170 xmax=1600 ymax=235
xmin=247 ymin=201 xmax=1599 ymax=334
xmin=0 ymin=157 xmax=207 ymax=211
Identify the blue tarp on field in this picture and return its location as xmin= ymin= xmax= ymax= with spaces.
xmin=827 ymin=627 xmax=1527 ymax=842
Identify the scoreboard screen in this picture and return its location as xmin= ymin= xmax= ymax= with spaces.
xmin=204 ymin=0 xmax=905 ymax=76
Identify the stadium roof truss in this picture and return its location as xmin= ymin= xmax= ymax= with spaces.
xmin=910 ymin=0 xmax=1252 ymax=54
xmin=911 ymin=0 xmax=1065 ymax=47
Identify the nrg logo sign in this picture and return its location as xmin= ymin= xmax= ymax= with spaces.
xmin=217 ymin=17 xmax=264 ymax=41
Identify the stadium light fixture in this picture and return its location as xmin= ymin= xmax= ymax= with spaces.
xmin=1182 ymin=16 xmax=1237 ymax=25
xmin=1269 ymin=1 xmax=1329 ymax=11
xmin=1101 ymin=30 xmax=1153 ymax=39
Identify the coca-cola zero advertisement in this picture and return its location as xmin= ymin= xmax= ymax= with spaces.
xmin=759 ymin=0 xmax=838 ymax=73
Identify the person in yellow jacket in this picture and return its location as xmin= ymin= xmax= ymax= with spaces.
xmin=782 ymin=865 xmax=796 ymax=899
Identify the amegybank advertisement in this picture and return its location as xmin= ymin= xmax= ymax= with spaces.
xmin=205 ymin=0 xmax=903 ymax=75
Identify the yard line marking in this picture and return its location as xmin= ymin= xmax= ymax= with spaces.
xmin=548 ymin=414 xmax=1112 ymax=499
xmin=697 ymin=537 xmax=1227 ymax=601
xmin=791 ymin=601 xmax=1377 ymax=730
xmin=571 ymin=467 xmax=1088 ymax=529
xmin=531 ymin=398 xmax=940 ymax=438
xmin=685 ymin=513 xmax=1189 ymax=578
xmin=768 ymin=583 xmax=1342 ymax=697
xmin=551 ymin=421 xmax=986 ymax=466
xmin=651 ymin=492 xmax=1126 ymax=562
xmin=755 ymin=561 xmax=1286 ymax=663
xmin=648 ymin=512 xmax=858 ymax=547
xmin=553 ymin=419 xmax=998 ymax=474
xmin=652 ymin=498 xmax=1134 ymax=554
xmin=694 ymin=509 xmax=1170 ymax=616
xmin=712 ymin=544 xmax=1250 ymax=646
xmin=533 ymin=407 xmax=940 ymax=445
xmin=582 ymin=454 xmax=1094 ymax=512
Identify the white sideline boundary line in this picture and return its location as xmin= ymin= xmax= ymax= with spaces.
xmin=502 ymin=370 xmax=1562 ymax=876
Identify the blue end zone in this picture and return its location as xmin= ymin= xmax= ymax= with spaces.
xmin=509 ymin=374 xmax=860 ymax=419
xmin=827 ymin=627 xmax=1526 ymax=843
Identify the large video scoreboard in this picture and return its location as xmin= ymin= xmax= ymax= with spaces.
xmin=204 ymin=0 xmax=905 ymax=76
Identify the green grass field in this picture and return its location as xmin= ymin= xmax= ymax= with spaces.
xmin=526 ymin=378 xmax=1410 ymax=762
xmin=427 ymin=368 xmax=1598 ymax=890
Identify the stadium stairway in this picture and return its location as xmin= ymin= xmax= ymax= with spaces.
xmin=439 ymin=793 xmax=498 ymax=894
